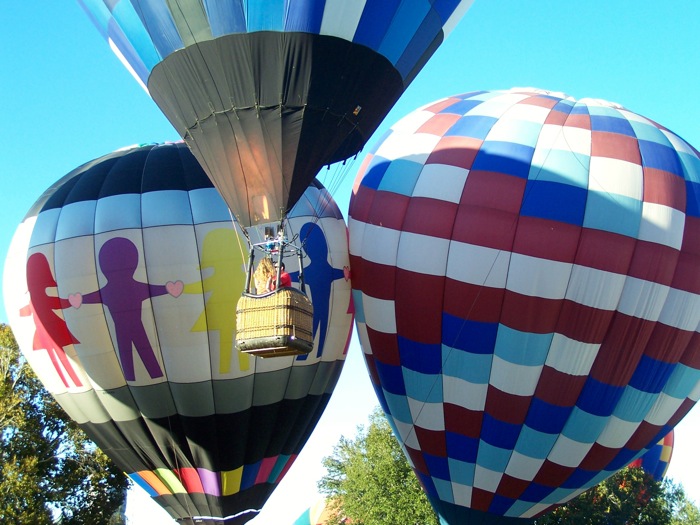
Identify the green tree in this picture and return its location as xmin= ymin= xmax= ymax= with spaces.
xmin=0 ymin=323 xmax=128 ymax=524
xmin=534 ymin=467 xmax=697 ymax=525
xmin=318 ymin=407 xmax=438 ymax=525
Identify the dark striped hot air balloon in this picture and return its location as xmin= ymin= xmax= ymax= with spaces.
xmin=3 ymin=142 xmax=354 ymax=524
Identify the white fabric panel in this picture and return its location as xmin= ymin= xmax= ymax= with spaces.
xmin=498 ymin=102 xmax=552 ymax=124
xmin=537 ymin=124 xmax=592 ymax=156
xmin=407 ymin=398 xmax=445 ymax=431
xmin=373 ymin=130 xmax=441 ymax=162
xmin=489 ymin=355 xmax=543 ymax=397
xmin=545 ymin=335 xmax=600 ymax=376
xmin=644 ymin=392 xmax=684 ymax=425
xmin=319 ymin=0 xmax=366 ymax=40
xmin=30 ymin=208 xmax=60 ymax=247
xmin=347 ymin=216 xmax=366 ymax=257
xmin=661 ymin=128 xmax=696 ymax=156
xmin=446 ymin=241 xmax=510 ymax=287
xmin=55 ymin=200 xmax=98 ymax=241
xmin=547 ymin=435 xmax=593 ymax=468
xmin=394 ymin=418 xmax=420 ymax=450
xmin=595 ymin=416 xmax=639 ymax=448
xmin=473 ymin=464 xmax=503 ymax=492
xmin=504 ymin=451 xmax=546 ymax=481
xmin=616 ymin=277 xmax=669 ymax=321
xmin=412 ymin=164 xmax=469 ymax=203
xmin=361 ymin=293 xmax=397 ymax=333
xmin=588 ymin=157 xmax=643 ymax=200
xmin=397 ymin=231 xmax=450 ymax=275
xmin=443 ymin=375 xmax=487 ymax=411
xmin=506 ymin=253 xmax=572 ymax=300
xmin=451 ymin=482 xmax=473 ymax=507
xmin=658 ymin=288 xmax=700 ymax=331
xmin=358 ymin=223 xmax=401 ymax=266
xmin=468 ymin=93 xmax=531 ymax=119
xmin=638 ymin=202 xmax=685 ymax=249
xmin=95 ymin=194 xmax=142 ymax=233
xmin=565 ymin=265 xmax=627 ymax=310
xmin=355 ymin=321 xmax=373 ymax=356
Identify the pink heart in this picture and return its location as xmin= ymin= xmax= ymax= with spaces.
xmin=166 ymin=280 xmax=184 ymax=298
xmin=68 ymin=293 xmax=82 ymax=309
xmin=343 ymin=266 xmax=351 ymax=281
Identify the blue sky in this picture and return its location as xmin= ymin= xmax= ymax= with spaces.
xmin=2 ymin=2 xmax=700 ymax=523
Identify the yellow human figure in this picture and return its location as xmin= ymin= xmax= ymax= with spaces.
xmin=185 ymin=228 xmax=251 ymax=373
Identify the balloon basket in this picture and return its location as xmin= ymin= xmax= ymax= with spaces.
xmin=236 ymin=288 xmax=314 ymax=357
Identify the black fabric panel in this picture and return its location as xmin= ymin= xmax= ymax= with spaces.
xmin=142 ymin=142 xmax=215 ymax=192
xmin=98 ymin=147 xmax=155 ymax=198
xmin=148 ymin=32 xmax=404 ymax=219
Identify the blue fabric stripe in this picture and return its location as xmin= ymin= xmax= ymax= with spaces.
xmin=524 ymin=398 xmax=572 ymax=435
xmin=246 ymin=0 xmax=284 ymax=31
xmin=583 ymin=191 xmax=641 ymax=238
xmin=446 ymin=432 xmax=478 ymax=463
xmin=353 ymin=0 xmax=402 ymax=51
xmin=377 ymin=159 xmax=424 ymax=195
xmin=476 ymin=441 xmax=512 ymax=472
xmin=284 ymin=0 xmax=325 ymax=32
xmin=375 ymin=360 xmax=406 ymax=395
xmin=424 ymin=452 xmax=451 ymax=480
xmin=520 ymin=179 xmax=588 ymax=225
xmin=560 ymin=407 xmax=608 ymax=442
xmin=493 ymin=326 xmax=552 ymax=366
xmin=128 ymin=473 xmax=159 ymax=497
xmin=612 ymin=386 xmax=657 ymax=422
xmin=378 ymin=0 xmax=431 ymax=65
xmin=445 ymin=115 xmax=498 ymax=139
xmin=519 ymin=482 xmax=555 ymax=503
xmin=577 ymin=378 xmax=624 ymax=417
xmin=629 ymin=355 xmax=676 ymax=394
xmin=448 ymin=457 xmax=475 ymax=485
xmin=359 ymin=157 xmax=391 ymax=190
xmin=442 ymin=314 xmax=498 ymax=354
xmin=203 ymin=0 xmax=246 ymax=35
xmin=638 ymin=139 xmax=685 ymax=177
xmin=442 ymin=345 xmax=492 ymax=384
xmin=590 ymin=115 xmax=635 ymax=136
xmin=395 ymin=9 xmax=442 ymax=80
xmin=513 ymin=425 xmax=558 ymax=458
xmin=403 ymin=368 xmax=443 ymax=403
xmin=112 ymin=1 xmax=162 ymax=68
xmin=399 ymin=336 xmax=442 ymax=373
xmin=432 ymin=0 xmax=463 ymax=23
xmin=480 ymin=414 xmax=520 ymax=449
xmin=471 ymin=141 xmax=536 ymax=179
xmin=130 ymin=0 xmax=183 ymax=57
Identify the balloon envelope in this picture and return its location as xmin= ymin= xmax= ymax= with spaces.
xmin=628 ymin=429 xmax=674 ymax=482
xmin=348 ymin=89 xmax=700 ymax=523
xmin=78 ymin=0 xmax=474 ymax=226
xmin=3 ymin=142 xmax=354 ymax=524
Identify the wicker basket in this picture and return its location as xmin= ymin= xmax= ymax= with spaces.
xmin=235 ymin=288 xmax=314 ymax=357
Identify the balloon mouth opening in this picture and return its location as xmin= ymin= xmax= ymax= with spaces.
xmin=185 ymin=508 xmax=261 ymax=523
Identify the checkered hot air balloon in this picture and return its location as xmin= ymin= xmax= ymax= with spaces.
xmin=348 ymin=88 xmax=700 ymax=524
xmin=77 ymin=0 xmax=474 ymax=227
xmin=3 ymin=142 xmax=354 ymax=525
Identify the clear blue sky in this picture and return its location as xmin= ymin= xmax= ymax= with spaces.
xmin=2 ymin=2 xmax=700 ymax=523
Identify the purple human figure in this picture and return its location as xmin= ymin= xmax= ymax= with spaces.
xmin=72 ymin=237 xmax=182 ymax=381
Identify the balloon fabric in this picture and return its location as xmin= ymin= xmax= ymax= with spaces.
xmin=3 ymin=142 xmax=354 ymax=524
xmin=77 ymin=0 xmax=475 ymax=227
xmin=628 ymin=429 xmax=674 ymax=482
xmin=348 ymin=88 xmax=700 ymax=524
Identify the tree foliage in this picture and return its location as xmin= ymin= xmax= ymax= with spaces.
xmin=0 ymin=323 xmax=128 ymax=524
xmin=318 ymin=407 xmax=438 ymax=525
xmin=534 ymin=466 xmax=698 ymax=525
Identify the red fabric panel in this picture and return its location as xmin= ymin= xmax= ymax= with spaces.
xmin=460 ymin=171 xmax=527 ymax=214
xmin=627 ymin=240 xmax=679 ymax=285
xmin=574 ymin=228 xmax=636 ymax=274
xmin=588 ymin=313 xmax=655 ymax=386
xmin=471 ymin=487 xmax=494 ymax=512
xmin=414 ymin=426 xmax=448 ymax=457
xmin=444 ymin=403 xmax=483 ymax=438
xmin=366 ymin=326 xmax=401 ymax=366
xmin=484 ymin=386 xmax=532 ymax=425
xmin=402 ymin=197 xmax=458 ymax=239
xmin=417 ymin=113 xmax=462 ymax=135
xmin=556 ymin=299 xmax=616 ymax=344
xmin=444 ymin=280 xmax=505 ymax=324
xmin=533 ymin=460 xmax=575 ymax=487
xmin=497 ymin=474 xmax=532 ymax=499
xmin=395 ymin=269 xmax=444 ymax=344
xmin=512 ymin=216 xmax=582 ymax=263
xmin=500 ymin=291 xmax=563 ymax=334
xmin=534 ymin=367 xmax=588 ymax=407
xmin=643 ymin=167 xmax=687 ymax=209
xmin=366 ymin=190 xmax=410 ymax=230
xmin=356 ymin=259 xmax=397 ymax=299
xmin=427 ymin=135 xmax=483 ymax=169
xmin=579 ymin=443 xmax=618 ymax=471
xmin=591 ymin=131 xmax=641 ymax=164
xmin=451 ymin=205 xmax=519 ymax=250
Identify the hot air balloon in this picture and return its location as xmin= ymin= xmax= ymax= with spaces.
xmin=77 ymin=0 xmax=475 ymax=227
xmin=348 ymin=88 xmax=700 ymax=523
xmin=3 ymin=142 xmax=354 ymax=524
xmin=292 ymin=497 xmax=346 ymax=525
xmin=628 ymin=429 xmax=674 ymax=482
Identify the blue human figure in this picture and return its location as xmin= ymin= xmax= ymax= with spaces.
xmin=74 ymin=237 xmax=182 ymax=381
xmin=295 ymin=223 xmax=345 ymax=359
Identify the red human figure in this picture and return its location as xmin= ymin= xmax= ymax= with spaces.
xmin=21 ymin=253 xmax=82 ymax=388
